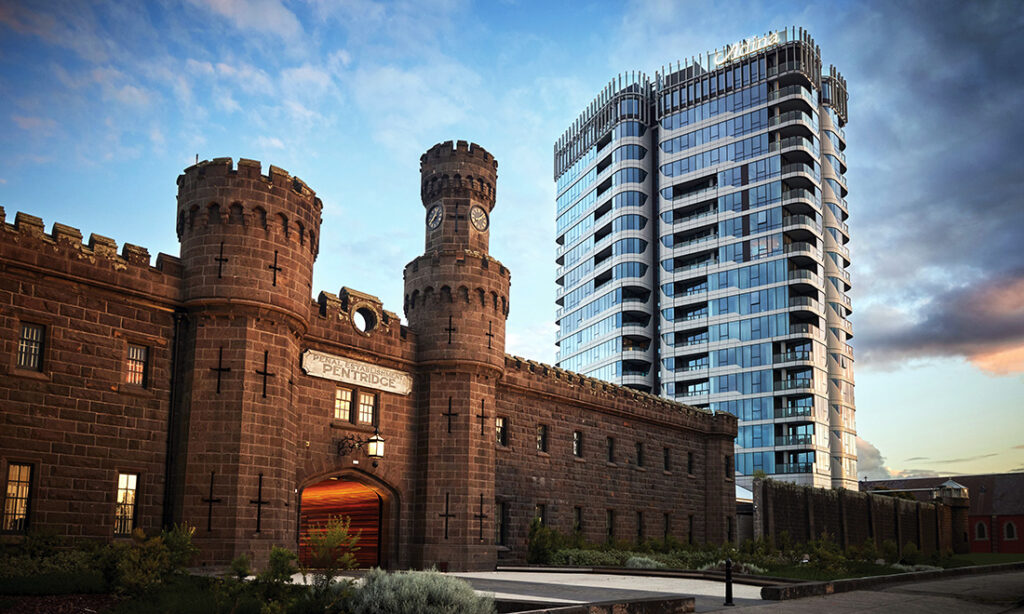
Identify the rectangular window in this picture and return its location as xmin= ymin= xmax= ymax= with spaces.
xmin=2 ymin=463 xmax=32 ymax=533
xmin=607 ymin=437 xmax=615 ymax=463
xmin=663 ymin=447 xmax=671 ymax=471
xmin=727 ymin=516 xmax=734 ymax=542
xmin=496 ymin=416 xmax=508 ymax=446
xmin=534 ymin=503 xmax=546 ymax=526
xmin=637 ymin=510 xmax=644 ymax=541
xmin=573 ymin=506 xmax=583 ymax=533
xmin=725 ymin=454 xmax=734 ymax=478
xmin=663 ymin=512 xmax=671 ymax=540
xmin=334 ymin=388 xmax=353 ymax=421
xmin=606 ymin=509 xmax=615 ymax=541
xmin=687 ymin=451 xmax=695 ymax=474
xmin=496 ymin=501 xmax=507 ymax=545
xmin=688 ymin=515 xmax=695 ymax=544
xmin=358 ymin=391 xmax=376 ymax=424
xmin=126 ymin=344 xmax=148 ymax=386
xmin=536 ymin=425 xmax=548 ymax=452
xmin=114 ymin=473 xmax=138 ymax=536
xmin=572 ymin=431 xmax=583 ymax=457
xmin=16 ymin=324 xmax=45 ymax=371
xmin=635 ymin=442 xmax=644 ymax=467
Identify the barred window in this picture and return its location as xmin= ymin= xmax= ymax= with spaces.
xmin=495 ymin=416 xmax=508 ymax=446
xmin=17 ymin=324 xmax=44 ymax=371
xmin=2 ymin=464 xmax=33 ymax=533
xmin=334 ymin=388 xmax=353 ymax=421
xmin=126 ymin=344 xmax=148 ymax=386
xmin=534 ymin=503 xmax=546 ymax=526
xmin=572 ymin=431 xmax=583 ymax=457
xmin=573 ymin=506 xmax=583 ymax=533
xmin=536 ymin=424 xmax=548 ymax=452
xmin=636 ymin=442 xmax=645 ymax=467
xmin=358 ymin=392 xmax=376 ymax=424
xmin=606 ymin=509 xmax=615 ymax=541
xmin=114 ymin=473 xmax=138 ymax=536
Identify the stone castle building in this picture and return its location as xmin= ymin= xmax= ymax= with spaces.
xmin=0 ymin=141 xmax=737 ymax=570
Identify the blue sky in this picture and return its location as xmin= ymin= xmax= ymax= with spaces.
xmin=1 ymin=0 xmax=1022 ymax=479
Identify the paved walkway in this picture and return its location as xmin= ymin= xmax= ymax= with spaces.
xmin=452 ymin=571 xmax=764 ymax=612
xmin=452 ymin=569 xmax=1024 ymax=613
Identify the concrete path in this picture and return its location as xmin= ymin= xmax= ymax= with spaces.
xmin=730 ymin=569 xmax=1024 ymax=612
xmin=452 ymin=571 xmax=764 ymax=612
xmin=453 ymin=569 xmax=1024 ymax=613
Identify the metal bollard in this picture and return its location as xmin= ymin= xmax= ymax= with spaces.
xmin=723 ymin=557 xmax=735 ymax=606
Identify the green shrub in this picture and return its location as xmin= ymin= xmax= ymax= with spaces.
xmin=527 ymin=519 xmax=567 ymax=564
xmin=348 ymin=568 xmax=494 ymax=614
xmin=162 ymin=522 xmax=200 ymax=571
xmin=549 ymin=548 xmax=624 ymax=566
xmin=880 ymin=539 xmax=899 ymax=564
xmin=116 ymin=529 xmax=172 ymax=595
xmin=625 ymin=556 xmax=665 ymax=569
xmin=900 ymin=542 xmax=921 ymax=565
xmin=230 ymin=553 xmax=253 ymax=580
xmin=0 ymin=570 xmax=107 ymax=595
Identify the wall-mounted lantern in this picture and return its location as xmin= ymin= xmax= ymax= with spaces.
xmin=336 ymin=426 xmax=385 ymax=467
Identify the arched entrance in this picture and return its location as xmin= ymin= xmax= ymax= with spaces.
xmin=299 ymin=478 xmax=384 ymax=568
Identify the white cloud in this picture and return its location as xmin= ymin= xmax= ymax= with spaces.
xmin=187 ymin=0 xmax=303 ymax=40
xmin=215 ymin=62 xmax=275 ymax=95
xmin=11 ymin=115 xmax=57 ymax=136
xmin=256 ymin=136 xmax=285 ymax=149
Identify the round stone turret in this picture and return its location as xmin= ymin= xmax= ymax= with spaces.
xmin=176 ymin=158 xmax=322 ymax=331
xmin=405 ymin=141 xmax=509 ymax=371
xmin=419 ymin=140 xmax=497 ymax=254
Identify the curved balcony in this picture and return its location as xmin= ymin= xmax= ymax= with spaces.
xmin=774 ymin=404 xmax=813 ymax=420
xmin=783 ymin=214 xmax=822 ymax=232
xmin=777 ymin=462 xmax=813 ymax=474
xmin=772 ymin=136 xmax=819 ymax=159
xmin=776 ymin=434 xmax=814 ymax=447
xmin=775 ymin=378 xmax=813 ymax=392
xmin=782 ymin=188 xmax=819 ymax=208
xmin=773 ymin=350 xmax=813 ymax=367
xmin=784 ymin=241 xmax=819 ymax=255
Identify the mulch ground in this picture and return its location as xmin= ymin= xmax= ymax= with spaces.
xmin=0 ymin=594 xmax=119 ymax=614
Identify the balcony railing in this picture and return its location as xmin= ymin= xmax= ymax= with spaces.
xmin=674 ymin=208 xmax=717 ymax=225
xmin=777 ymin=462 xmax=813 ymax=474
xmin=784 ymin=242 xmax=819 ymax=257
xmin=788 ymin=269 xmax=818 ymax=282
xmin=678 ymin=363 xmax=709 ymax=373
xmin=773 ymin=136 xmax=816 ymax=152
xmin=769 ymin=84 xmax=815 ymax=105
xmin=770 ymin=110 xmax=817 ymax=128
xmin=781 ymin=163 xmax=820 ymax=179
xmin=775 ymin=405 xmax=813 ymax=419
xmin=774 ymin=350 xmax=811 ymax=363
xmin=782 ymin=188 xmax=818 ymax=203
xmin=672 ymin=259 xmax=718 ymax=273
xmin=681 ymin=312 xmax=708 ymax=322
xmin=788 ymin=296 xmax=817 ymax=309
xmin=775 ymin=378 xmax=813 ymax=391
xmin=776 ymin=434 xmax=813 ymax=446
xmin=788 ymin=323 xmax=819 ymax=336
xmin=681 ymin=286 xmax=707 ymax=297
xmin=783 ymin=214 xmax=821 ymax=230
xmin=675 ymin=234 xmax=718 ymax=249
xmin=678 ymin=338 xmax=709 ymax=348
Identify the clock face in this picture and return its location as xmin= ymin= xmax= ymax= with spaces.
xmin=470 ymin=205 xmax=489 ymax=232
xmin=426 ymin=204 xmax=443 ymax=229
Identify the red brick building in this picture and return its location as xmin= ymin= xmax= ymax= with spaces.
xmin=0 ymin=141 xmax=737 ymax=571
xmin=863 ymin=474 xmax=1024 ymax=555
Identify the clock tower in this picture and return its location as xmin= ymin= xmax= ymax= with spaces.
xmin=404 ymin=141 xmax=509 ymax=571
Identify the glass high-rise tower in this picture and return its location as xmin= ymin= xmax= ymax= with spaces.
xmin=554 ymin=28 xmax=856 ymax=489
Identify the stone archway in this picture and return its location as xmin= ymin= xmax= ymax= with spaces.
xmin=298 ymin=471 xmax=398 ymax=569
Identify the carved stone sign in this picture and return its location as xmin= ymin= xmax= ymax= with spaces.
xmin=300 ymin=349 xmax=412 ymax=396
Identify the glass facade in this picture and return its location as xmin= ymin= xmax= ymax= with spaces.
xmin=554 ymin=27 xmax=856 ymax=489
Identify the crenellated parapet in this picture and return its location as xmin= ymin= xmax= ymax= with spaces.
xmin=176 ymin=158 xmax=321 ymax=256
xmin=501 ymin=354 xmax=736 ymax=436
xmin=420 ymin=140 xmax=497 ymax=208
xmin=0 ymin=207 xmax=183 ymax=301
xmin=176 ymin=158 xmax=322 ymax=332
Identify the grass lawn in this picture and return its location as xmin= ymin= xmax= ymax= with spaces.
xmin=950 ymin=552 xmax=1024 ymax=566
xmin=765 ymin=561 xmax=902 ymax=581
